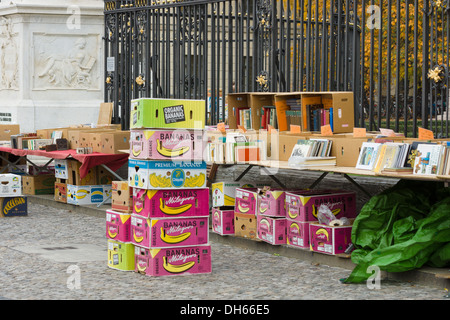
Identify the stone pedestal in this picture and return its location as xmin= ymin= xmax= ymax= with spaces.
xmin=0 ymin=0 xmax=104 ymax=133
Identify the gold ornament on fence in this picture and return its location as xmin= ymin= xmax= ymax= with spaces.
xmin=427 ymin=66 xmax=443 ymax=83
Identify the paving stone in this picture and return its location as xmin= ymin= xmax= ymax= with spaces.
xmin=0 ymin=202 xmax=447 ymax=301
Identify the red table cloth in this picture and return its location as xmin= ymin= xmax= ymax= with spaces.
xmin=0 ymin=147 xmax=129 ymax=179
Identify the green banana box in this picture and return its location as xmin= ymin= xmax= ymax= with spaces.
xmin=135 ymin=245 xmax=212 ymax=276
xmin=0 ymin=196 xmax=27 ymax=217
xmin=129 ymin=159 xmax=207 ymax=190
xmin=130 ymin=214 xmax=209 ymax=249
xmin=130 ymin=98 xmax=205 ymax=129
xmin=107 ymin=240 xmax=135 ymax=271
xmin=129 ymin=129 xmax=205 ymax=161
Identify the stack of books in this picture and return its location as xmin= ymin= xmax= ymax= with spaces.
xmin=261 ymin=106 xmax=277 ymax=129
xmin=305 ymin=104 xmax=333 ymax=132
xmin=288 ymin=139 xmax=336 ymax=168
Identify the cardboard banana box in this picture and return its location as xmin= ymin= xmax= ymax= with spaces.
xmin=130 ymin=98 xmax=205 ymax=129
xmin=67 ymin=184 xmax=112 ymax=206
xmin=130 ymin=215 xmax=209 ymax=249
xmin=309 ymin=219 xmax=354 ymax=255
xmin=0 ymin=174 xmax=22 ymax=197
xmin=133 ymin=188 xmax=209 ymax=219
xmin=128 ymin=159 xmax=207 ymax=190
xmin=234 ymin=188 xmax=258 ymax=215
xmin=285 ymin=189 xmax=357 ymax=222
xmin=256 ymin=215 xmax=287 ymax=245
xmin=129 ymin=129 xmax=205 ymax=161
xmin=107 ymin=240 xmax=135 ymax=272
xmin=286 ymin=220 xmax=310 ymax=249
xmin=106 ymin=210 xmax=132 ymax=243
xmin=0 ymin=196 xmax=27 ymax=217
xmin=211 ymin=206 xmax=235 ymax=236
xmin=135 ymin=244 xmax=212 ymax=277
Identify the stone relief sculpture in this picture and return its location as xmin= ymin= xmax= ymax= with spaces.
xmin=35 ymin=35 xmax=98 ymax=89
xmin=0 ymin=17 xmax=19 ymax=90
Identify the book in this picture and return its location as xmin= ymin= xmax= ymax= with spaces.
xmin=412 ymin=143 xmax=444 ymax=175
xmin=289 ymin=140 xmax=315 ymax=158
xmin=373 ymin=142 xmax=404 ymax=173
xmin=406 ymin=141 xmax=436 ymax=168
xmin=355 ymin=142 xmax=382 ymax=170
xmin=381 ymin=167 xmax=414 ymax=174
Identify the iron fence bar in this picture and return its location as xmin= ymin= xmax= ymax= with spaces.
xmin=422 ymin=0 xmax=430 ymax=130
xmin=385 ymin=1 xmax=392 ymax=127
xmin=359 ymin=0 xmax=365 ymax=128
xmin=394 ymin=0 xmax=401 ymax=133
xmin=412 ymin=0 xmax=419 ymax=137
xmin=377 ymin=0 xmax=382 ymax=131
xmin=404 ymin=1 xmax=409 ymax=137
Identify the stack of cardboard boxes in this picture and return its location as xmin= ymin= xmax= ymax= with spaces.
xmin=0 ymin=174 xmax=27 ymax=217
xmin=54 ymin=158 xmax=113 ymax=206
xmin=110 ymin=97 xmax=212 ymax=276
xmin=285 ymin=189 xmax=357 ymax=254
xmin=211 ymin=181 xmax=266 ymax=236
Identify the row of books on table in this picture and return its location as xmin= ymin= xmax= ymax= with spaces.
xmin=356 ymin=140 xmax=450 ymax=176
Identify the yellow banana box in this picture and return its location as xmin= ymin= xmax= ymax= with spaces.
xmin=130 ymin=214 xmax=209 ymax=249
xmin=107 ymin=240 xmax=135 ymax=271
xmin=67 ymin=184 xmax=112 ymax=206
xmin=285 ymin=189 xmax=357 ymax=222
xmin=211 ymin=181 xmax=267 ymax=208
xmin=309 ymin=220 xmax=354 ymax=255
xmin=135 ymin=245 xmax=212 ymax=277
xmin=129 ymin=159 xmax=207 ymax=190
xmin=106 ymin=210 xmax=132 ymax=243
xmin=130 ymin=98 xmax=205 ymax=130
xmin=133 ymin=188 xmax=209 ymax=219
xmin=129 ymin=129 xmax=205 ymax=161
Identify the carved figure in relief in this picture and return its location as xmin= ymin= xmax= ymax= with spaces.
xmin=38 ymin=37 xmax=96 ymax=88
xmin=0 ymin=17 xmax=19 ymax=89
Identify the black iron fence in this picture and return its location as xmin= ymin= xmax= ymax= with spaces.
xmin=104 ymin=0 xmax=449 ymax=138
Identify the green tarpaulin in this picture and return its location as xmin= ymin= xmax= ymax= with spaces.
xmin=343 ymin=180 xmax=450 ymax=284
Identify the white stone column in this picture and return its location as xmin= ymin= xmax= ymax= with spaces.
xmin=0 ymin=0 xmax=105 ymax=133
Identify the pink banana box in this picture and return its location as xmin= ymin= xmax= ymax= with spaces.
xmin=211 ymin=206 xmax=235 ymax=235
xmin=135 ymin=245 xmax=212 ymax=277
xmin=286 ymin=219 xmax=310 ymax=249
xmin=129 ymin=129 xmax=204 ymax=160
xmin=130 ymin=215 xmax=209 ymax=249
xmin=257 ymin=188 xmax=306 ymax=217
xmin=256 ymin=215 xmax=287 ymax=245
xmin=285 ymin=190 xmax=357 ymax=222
xmin=106 ymin=210 xmax=132 ymax=243
xmin=133 ymin=188 xmax=209 ymax=218
xmin=309 ymin=220 xmax=354 ymax=255
xmin=234 ymin=188 xmax=258 ymax=215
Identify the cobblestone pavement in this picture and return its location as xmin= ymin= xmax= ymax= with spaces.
xmin=0 ymin=203 xmax=448 ymax=302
